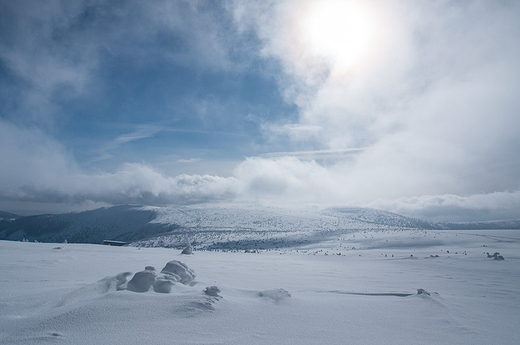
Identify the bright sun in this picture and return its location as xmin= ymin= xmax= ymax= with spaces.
xmin=300 ymin=0 xmax=376 ymax=70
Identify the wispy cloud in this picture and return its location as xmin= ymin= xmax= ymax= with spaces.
xmin=89 ymin=125 xmax=163 ymax=163
xmin=114 ymin=125 xmax=163 ymax=145
xmin=177 ymin=158 xmax=202 ymax=164
xmin=260 ymin=148 xmax=364 ymax=160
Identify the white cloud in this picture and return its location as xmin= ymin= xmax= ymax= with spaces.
xmin=369 ymin=191 xmax=520 ymax=222
xmin=0 ymin=120 xmax=79 ymax=198
xmin=90 ymin=125 xmax=164 ymax=163
xmin=226 ymin=0 xmax=520 ymax=218
xmin=177 ymin=158 xmax=201 ymax=164
xmin=0 ymin=120 xmax=238 ymax=206
xmin=2 ymin=119 xmax=520 ymax=220
xmin=77 ymin=164 xmax=239 ymax=205
xmin=114 ymin=125 xmax=162 ymax=145
xmin=234 ymin=157 xmax=338 ymax=202
xmin=260 ymin=148 xmax=364 ymax=160
xmin=0 ymin=1 xmax=240 ymax=125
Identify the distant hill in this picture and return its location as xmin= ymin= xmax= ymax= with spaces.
xmin=0 ymin=204 xmax=518 ymax=246
xmin=0 ymin=211 xmax=21 ymax=220
xmin=321 ymin=207 xmax=439 ymax=229
xmin=440 ymin=219 xmax=520 ymax=230
xmin=0 ymin=205 xmax=178 ymax=244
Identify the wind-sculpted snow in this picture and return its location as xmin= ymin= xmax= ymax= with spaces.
xmin=160 ymin=260 xmax=196 ymax=285
xmin=115 ymin=261 xmax=197 ymax=293
xmin=203 ymin=286 xmax=221 ymax=297
xmin=53 ymin=271 xmax=133 ymax=308
xmin=258 ymin=288 xmax=291 ymax=303
xmin=125 ymin=267 xmax=157 ymax=292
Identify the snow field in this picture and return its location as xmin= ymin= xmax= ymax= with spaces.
xmin=1 ymin=229 xmax=519 ymax=344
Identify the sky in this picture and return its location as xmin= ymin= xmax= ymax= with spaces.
xmin=1 ymin=0 xmax=520 ymax=221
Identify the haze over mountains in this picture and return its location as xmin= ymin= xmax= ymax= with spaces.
xmin=1 ymin=205 xmax=519 ymax=248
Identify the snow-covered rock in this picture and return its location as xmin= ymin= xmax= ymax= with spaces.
xmin=160 ymin=260 xmax=196 ymax=285
xmin=153 ymin=278 xmax=175 ymax=293
xmin=126 ymin=267 xmax=157 ymax=292
xmin=203 ymin=286 xmax=221 ymax=297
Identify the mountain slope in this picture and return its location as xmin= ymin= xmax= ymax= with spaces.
xmin=321 ymin=207 xmax=438 ymax=229
xmin=0 ymin=205 xmax=177 ymax=244
xmin=1 ymin=204 xmax=518 ymax=247
xmin=0 ymin=211 xmax=21 ymax=220
xmin=441 ymin=219 xmax=520 ymax=230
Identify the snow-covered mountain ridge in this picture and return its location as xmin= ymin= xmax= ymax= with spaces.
xmin=0 ymin=205 xmax=175 ymax=244
xmin=0 ymin=210 xmax=21 ymax=220
xmin=0 ymin=205 xmax=518 ymax=248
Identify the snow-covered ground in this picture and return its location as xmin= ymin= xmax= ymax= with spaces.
xmin=1 ymin=229 xmax=519 ymax=344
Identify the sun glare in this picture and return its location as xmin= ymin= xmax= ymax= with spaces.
xmin=300 ymin=0 xmax=376 ymax=70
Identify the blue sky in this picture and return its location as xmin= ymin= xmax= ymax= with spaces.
xmin=1 ymin=0 xmax=520 ymax=221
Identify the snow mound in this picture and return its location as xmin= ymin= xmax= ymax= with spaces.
xmin=153 ymin=278 xmax=175 ymax=293
xmin=204 ymin=286 xmax=221 ymax=297
xmin=160 ymin=260 xmax=196 ymax=285
xmin=55 ymin=271 xmax=132 ymax=307
xmin=487 ymin=252 xmax=505 ymax=260
xmin=416 ymin=288 xmax=431 ymax=296
xmin=126 ymin=267 xmax=157 ymax=292
xmin=258 ymin=288 xmax=291 ymax=302
xmin=116 ymin=261 xmax=196 ymax=293
xmin=181 ymin=246 xmax=193 ymax=255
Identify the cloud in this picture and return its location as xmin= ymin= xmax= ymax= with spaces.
xmin=238 ymin=0 xmax=520 ymax=149
xmin=78 ymin=164 xmax=239 ymax=205
xmin=369 ymin=192 xmax=520 ymax=222
xmin=233 ymin=156 xmax=520 ymax=221
xmin=226 ymin=0 xmax=520 ymax=214
xmin=225 ymin=0 xmax=520 ymax=219
xmin=0 ymin=120 xmax=238 ymax=206
xmin=260 ymin=148 xmax=364 ymax=160
xmin=177 ymin=158 xmax=202 ymax=164
xmin=234 ymin=157 xmax=338 ymax=202
xmin=0 ymin=0 xmax=240 ymax=125
xmin=0 ymin=120 xmax=78 ymax=195
xmin=2 ymin=119 xmax=520 ymax=220
xmin=114 ymin=125 xmax=163 ymax=145
xmin=90 ymin=125 xmax=163 ymax=163
xmin=0 ymin=1 xmax=101 ymax=124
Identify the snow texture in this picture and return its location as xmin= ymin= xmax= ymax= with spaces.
xmin=1 ymin=229 xmax=519 ymax=344
xmin=258 ymin=288 xmax=291 ymax=302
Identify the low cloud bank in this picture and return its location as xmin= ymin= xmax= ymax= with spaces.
xmin=2 ymin=120 xmax=520 ymax=221
xmin=0 ymin=121 xmax=238 ymax=206
xmin=369 ymin=192 xmax=520 ymax=222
